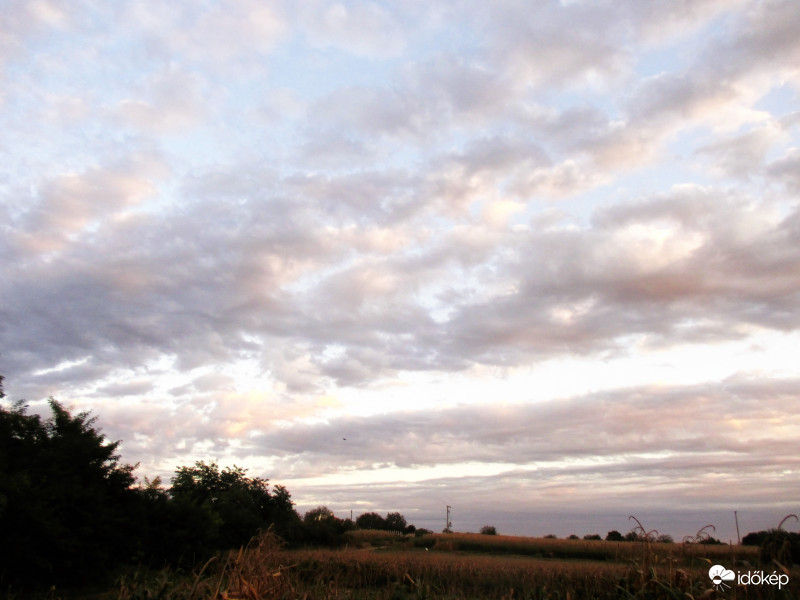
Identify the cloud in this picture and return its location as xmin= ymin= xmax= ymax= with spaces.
xmin=475 ymin=1 xmax=633 ymax=90
xmin=767 ymin=147 xmax=800 ymax=192
xmin=115 ymin=65 xmax=208 ymax=133
xmin=298 ymin=0 xmax=408 ymax=57
xmin=247 ymin=373 xmax=800 ymax=540
xmin=2 ymin=0 xmax=799 ymax=542
xmin=5 ymin=176 xmax=800 ymax=395
xmin=123 ymin=0 xmax=287 ymax=70
xmin=247 ymin=375 xmax=800 ymax=473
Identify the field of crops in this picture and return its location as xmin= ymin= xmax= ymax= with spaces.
xmin=352 ymin=530 xmax=757 ymax=564
xmin=114 ymin=529 xmax=799 ymax=600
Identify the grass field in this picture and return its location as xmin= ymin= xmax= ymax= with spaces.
xmin=110 ymin=529 xmax=800 ymax=600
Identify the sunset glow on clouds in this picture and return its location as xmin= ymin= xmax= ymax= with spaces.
xmin=2 ymin=0 xmax=799 ymax=540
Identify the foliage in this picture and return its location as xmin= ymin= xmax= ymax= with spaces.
xmin=0 ymin=398 xmax=139 ymax=588
xmin=169 ymin=461 xmax=301 ymax=553
xmin=415 ymin=528 xmax=433 ymax=537
xmin=131 ymin=534 xmax=782 ymax=600
xmin=480 ymin=525 xmax=498 ymax=535
xmin=755 ymin=514 xmax=800 ymax=567
xmin=357 ymin=511 xmax=386 ymax=530
xmin=304 ymin=505 xmax=337 ymax=524
xmin=606 ymin=530 xmax=625 ymax=542
xmin=0 ymin=382 xmax=303 ymax=592
xmin=301 ymin=505 xmax=354 ymax=546
xmin=356 ymin=510 xmax=412 ymax=535
xmin=385 ymin=511 xmax=408 ymax=533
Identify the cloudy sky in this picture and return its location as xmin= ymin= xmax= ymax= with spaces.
xmin=2 ymin=0 xmax=800 ymax=541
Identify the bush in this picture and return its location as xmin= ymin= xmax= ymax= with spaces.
xmin=480 ymin=525 xmax=498 ymax=535
xmin=170 ymin=461 xmax=301 ymax=552
xmin=357 ymin=511 xmax=386 ymax=530
xmin=0 ymin=398 xmax=140 ymax=587
xmin=0 ymin=384 xmax=305 ymax=591
xmin=759 ymin=529 xmax=800 ymax=566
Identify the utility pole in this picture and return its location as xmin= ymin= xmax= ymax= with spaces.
xmin=734 ymin=511 xmax=741 ymax=545
xmin=446 ymin=505 xmax=452 ymax=533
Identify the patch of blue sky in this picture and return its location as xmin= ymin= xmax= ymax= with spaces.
xmin=267 ymin=35 xmax=402 ymax=102
xmin=756 ymin=83 xmax=800 ymax=121
xmin=632 ymin=32 xmax=704 ymax=80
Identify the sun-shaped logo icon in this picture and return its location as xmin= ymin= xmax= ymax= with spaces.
xmin=708 ymin=564 xmax=735 ymax=591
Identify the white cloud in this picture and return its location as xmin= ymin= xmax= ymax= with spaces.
xmin=2 ymin=0 xmax=799 ymax=540
xmin=298 ymin=0 xmax=407 ymax=57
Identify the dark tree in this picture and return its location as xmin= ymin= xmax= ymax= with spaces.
xmin=304 ymin=505 xmax=337 ymax=524
xmin=0 ymin=398 xmax=139 ymax=587
xmin=606 ymin=530 xmax=625 ymax=542
xmin=742 ymin=530 xmax=768 ymax=546
xmin=356 ymin=511 xmax=387 ymax=530
xmin=302 ymin=506 xmax=353 ymax=546
xmin=169 ymin=461 xmax=300 ymax=551
xmin=385 ymin=511 xmax=408 ymax=533
xmin=480 ymin=525 xmax=498 ymax=535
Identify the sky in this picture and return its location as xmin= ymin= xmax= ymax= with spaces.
xmin=2 ymin=0 xmax=800 ymax=542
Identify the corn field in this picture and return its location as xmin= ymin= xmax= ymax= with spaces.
xmin=114 ymin=530 xmax=798 ymax=600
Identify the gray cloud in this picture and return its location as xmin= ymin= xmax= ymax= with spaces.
xmin=274 ymin=374 xmax=799 ymax=540
xmin=2 ymin=0 xmax=799 ymax=540
xmin=249 ymin=376 xmax=800 ymax=472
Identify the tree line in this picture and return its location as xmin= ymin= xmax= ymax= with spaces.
xmin=0 ymin=379 xmax=416 ymax=591
xmin=2 ymin=375 xmax=794 ymax=592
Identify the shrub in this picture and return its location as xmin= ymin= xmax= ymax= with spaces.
xmin=0 ymin=398 xmax=140 ymax=587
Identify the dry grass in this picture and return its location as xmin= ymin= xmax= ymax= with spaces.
xmin=344 ymin=529 xmax=406 ymax=548
xmin=407 ymin=531 xmax=758 ymax=567
xmin=287 ymin=547 xmax=630 ymax=598
xmin=111 ymin=528 xmax=795 ymax=600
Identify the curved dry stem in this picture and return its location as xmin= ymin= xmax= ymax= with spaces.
xmin=628 ymin=515 xmax=645 ymax=533
xmin=627 ymin=516 xmax=658 ymax=541
xmin=189 ymin=555 xmax=218 ymax=600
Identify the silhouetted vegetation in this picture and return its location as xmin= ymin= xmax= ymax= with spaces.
xmin=0 ymin=398 xmax=140 ymax=589
xmin=355 ymin=510 xmax=385 ymax=530
xmin=301 ymin=505 xmax=354 ymax=546
xmin=3 ymin=379 xmax=797 ymax=599
xmin=743 ymin=514 xmax=800 ymax=567
xmin=0 ymin=382 xmax=423 ymax=594
xmin=0 ymin=393 xmax=294 ymax=592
